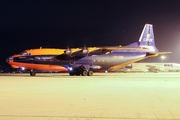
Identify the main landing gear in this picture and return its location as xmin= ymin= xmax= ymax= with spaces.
xmin=30 ymin=70 xmax=36 ymax=76
xmin=69 ymin=66 xmax=93 ymax=76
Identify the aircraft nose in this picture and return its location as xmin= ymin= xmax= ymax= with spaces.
xmin=6 ymin=56 xmax=13 ymax=63
xmin=6 ymin=57 xmax=9 ymax=63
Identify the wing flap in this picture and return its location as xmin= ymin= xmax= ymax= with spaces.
xmin=108 ymin=57 xmax=145 ymax=71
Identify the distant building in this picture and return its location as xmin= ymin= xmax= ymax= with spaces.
xmin=116 ymin=63 xmax=180 ymax=73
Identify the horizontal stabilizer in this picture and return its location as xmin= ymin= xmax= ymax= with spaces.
xmin=149 ymin=52 xmax=172 ymax=55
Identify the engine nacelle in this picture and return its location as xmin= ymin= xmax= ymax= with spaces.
xmin=64 ymin=49 xmax=71 ymax=55
xmin=82 ymin=49 xmax=88 ymax=54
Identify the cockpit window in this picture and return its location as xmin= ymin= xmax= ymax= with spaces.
xmin=20 ymin=51 xmax=31 ymax=56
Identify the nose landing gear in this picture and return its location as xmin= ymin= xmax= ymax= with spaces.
xmin=30 ymin=70 xmax=36 ymax=76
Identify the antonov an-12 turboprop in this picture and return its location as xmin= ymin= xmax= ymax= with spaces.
xmin=6 ymin=24 xmax=171 ymax=76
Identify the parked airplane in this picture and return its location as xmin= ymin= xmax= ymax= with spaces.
xmin=6 ymin=24 xmax=171 ymax=76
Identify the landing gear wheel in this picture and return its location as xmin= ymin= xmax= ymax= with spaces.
xmin=75 ymin=72 xmax=81 ymax=76
xmin=87 ymin=70 xmax=93 ymax=76
xmin=30 ymin=71 xmax=36 ymax=76
xmin=81 ymin=70 xmax=88 ymax=76
xmin=69 ymin=71 xmax=75 ymax=76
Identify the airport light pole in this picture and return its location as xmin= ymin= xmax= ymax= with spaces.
xmin=161 ymin=56 xmax=165 ymax=63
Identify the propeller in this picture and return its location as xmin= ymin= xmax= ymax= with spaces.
xmin=64 ymin=47 xmax=72 ymax=55
xmin=81 ymin=46 xmax=88 ymax=54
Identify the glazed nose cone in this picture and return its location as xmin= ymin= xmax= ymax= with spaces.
xmin=6 ymin=57 xmax=9 ymax=63
xmin=6 ymin=56 xmax=13 ymax=63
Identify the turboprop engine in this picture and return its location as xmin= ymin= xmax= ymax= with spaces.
xmin=81 ymin=47 xmax=88 ymax=54
xmin=64 ymin=48 xmax=71 ymax=55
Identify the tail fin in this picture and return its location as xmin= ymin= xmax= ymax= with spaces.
xmin=127 ymin=24 xmax=159 ymax=52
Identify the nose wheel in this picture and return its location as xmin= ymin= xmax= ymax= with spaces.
xmin=30 ymin=70 xmax=36 ymax=76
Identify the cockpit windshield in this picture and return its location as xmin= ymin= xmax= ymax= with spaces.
xmin=20 ymin=51 xmax=31 ymax=56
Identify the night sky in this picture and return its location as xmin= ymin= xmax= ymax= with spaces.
xmin=1 ymin=0 xmax=180 ymax=65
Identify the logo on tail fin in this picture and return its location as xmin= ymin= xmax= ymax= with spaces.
xmin=147 ymin=34 xmax=150 ymax=38
xmin=143 ymin=33 xmax=153 ymax=42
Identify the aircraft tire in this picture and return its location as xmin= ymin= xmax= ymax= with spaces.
xmin=69 ymin=71 xmax=75 ymax=76
xmin=81 ymin=70 xmax=88 ymax=76
xmin=30 ymin=71 xmax=36 ymax=76
xmin=87 ymin=70 xmax=93 ymax=76
xmin=75 ymin=72 xmax=81 ymax=76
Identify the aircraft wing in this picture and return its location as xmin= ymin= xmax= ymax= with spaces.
xmin=100 ymin=46 xmax=141 ymax=51
xmin=108 ymin=57 xmax=145 ymax=71
xmin=108 ymin=51 xmax=171 ymax=71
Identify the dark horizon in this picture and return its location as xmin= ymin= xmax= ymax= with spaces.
xmin=1 ymin=0 xmax=180 ymax=66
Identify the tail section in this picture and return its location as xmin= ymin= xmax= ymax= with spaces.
xmin=139 ymin=24 xmax=155 ymax=46
xmin=127 ymin=24 xmax=159 ymax=52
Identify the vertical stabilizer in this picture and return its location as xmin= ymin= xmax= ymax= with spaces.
xmin=127 ymin=24 xmax=159 ymax=52
xmin=139 ymin=24 xmax=155 ymax=46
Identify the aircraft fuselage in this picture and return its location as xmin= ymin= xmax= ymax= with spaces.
xmin=8 ymin=48 xmax=150 ymax=72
